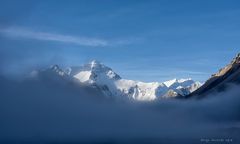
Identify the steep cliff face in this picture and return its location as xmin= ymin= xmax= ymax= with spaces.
xmin=188 ymin=53 xmax=240 ymax=98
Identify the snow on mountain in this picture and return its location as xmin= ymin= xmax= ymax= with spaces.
xmin=115 ymin=79 xmax=168 ymax=100
xmin=63 ymin=60 xmax=202 ymax=101
xmin=164 ymin=78 xmax=178 ymax=87
xmin=65 ymin=60 xmax=122 ymax=97
xmin=32 ymin=60 xmax=202 ymax=101
xmin=162 ymin=78 xmax=202 ymax=97
xmin=164 ymin=78 xmax=195 ymax=89
xmin=74 ymin=71 xmax=92 ymax=83
xmin=67 ymin=60 xmax=121 ymax=82
xmin=175 ymin=81 xmax=202 ymax=96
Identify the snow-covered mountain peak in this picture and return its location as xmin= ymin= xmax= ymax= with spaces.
xmin=77 ymin=60 xmax=103 ymax=71
xmin=33 ymin=61 xmax=202 ymax=101
xmin=164 ymin=78 xmax=177 ymax=87
xmin=89 ymin=60 xmax=101 ymax=69
xmin=81 ymin=60 xmax=113 ymax=73
xmin=67 ymin=61 xmax=202 ymax=100
xmin=163 ymin=78 xmax=195 ymax=88
xmin=178 ymin=78 xmax=192 ymax=83
xmin=67 ymin=60 xmax=121 ymax=84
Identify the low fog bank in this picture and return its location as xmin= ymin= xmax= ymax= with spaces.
xmin=0 ymin=75 xmax=239 ymax=143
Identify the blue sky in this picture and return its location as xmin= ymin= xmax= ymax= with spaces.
xmin=0 ymin=0 xmax=240 ymax=82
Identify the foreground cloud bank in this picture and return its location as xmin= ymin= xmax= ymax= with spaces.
xmin=1 ymin=53 xmax=240 ymax=143
xmin=0 ymin=74 xmax=239 ymax=143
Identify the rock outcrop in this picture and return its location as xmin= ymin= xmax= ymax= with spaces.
xmin=187 ymin=53 xmax=240 ymax=98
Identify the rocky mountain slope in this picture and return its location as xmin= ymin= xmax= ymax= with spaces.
xmin=187 ymin=53 xmax=240 ymax=98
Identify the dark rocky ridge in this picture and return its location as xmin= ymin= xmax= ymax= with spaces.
xmin=186 ymin=53 xmax=240 ymax=98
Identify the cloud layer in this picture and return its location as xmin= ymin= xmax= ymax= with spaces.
xmin=0 ymin=73 xmax=239 ymax=143
xmin=0 ymin=27 xmax=108 ymax=47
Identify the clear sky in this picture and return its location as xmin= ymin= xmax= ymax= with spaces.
xmin=0 ymin=0 xmax=240 ymax=82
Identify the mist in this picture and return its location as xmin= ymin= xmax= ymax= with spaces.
xmin=0 ymin=74 xmax=239 ymax=144
xmin=1 ymin=0 xmax=240 ymax=143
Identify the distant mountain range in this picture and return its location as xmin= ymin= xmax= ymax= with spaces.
xmin=30 ymin=53 xmax=240 ymax=101
xmin=31 ymin=60 xmax=202 ymax=101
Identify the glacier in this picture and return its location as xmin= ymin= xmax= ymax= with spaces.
xmin=33 ymin=60 xmax=202 ymax=101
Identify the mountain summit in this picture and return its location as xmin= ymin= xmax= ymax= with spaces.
xmin=34 ymin=60 xmax=202 ymax=101
xmin=66 ymin=60 xmax=121 ymax=84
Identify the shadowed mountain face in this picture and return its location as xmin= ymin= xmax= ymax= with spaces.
xmin=188 ymin=53 xmax=240 ymax=98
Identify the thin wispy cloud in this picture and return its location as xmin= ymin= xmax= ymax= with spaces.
xmin=0 ymin=27 xmax=108 ymax=47
xmin=178 ymin=70 xmax=210 ymax=75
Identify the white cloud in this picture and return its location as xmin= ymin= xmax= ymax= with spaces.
xmin=0 ymin=27 xmax=108 ymax=47
xmin=178 ymin=70 xmax=210 ymax=75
